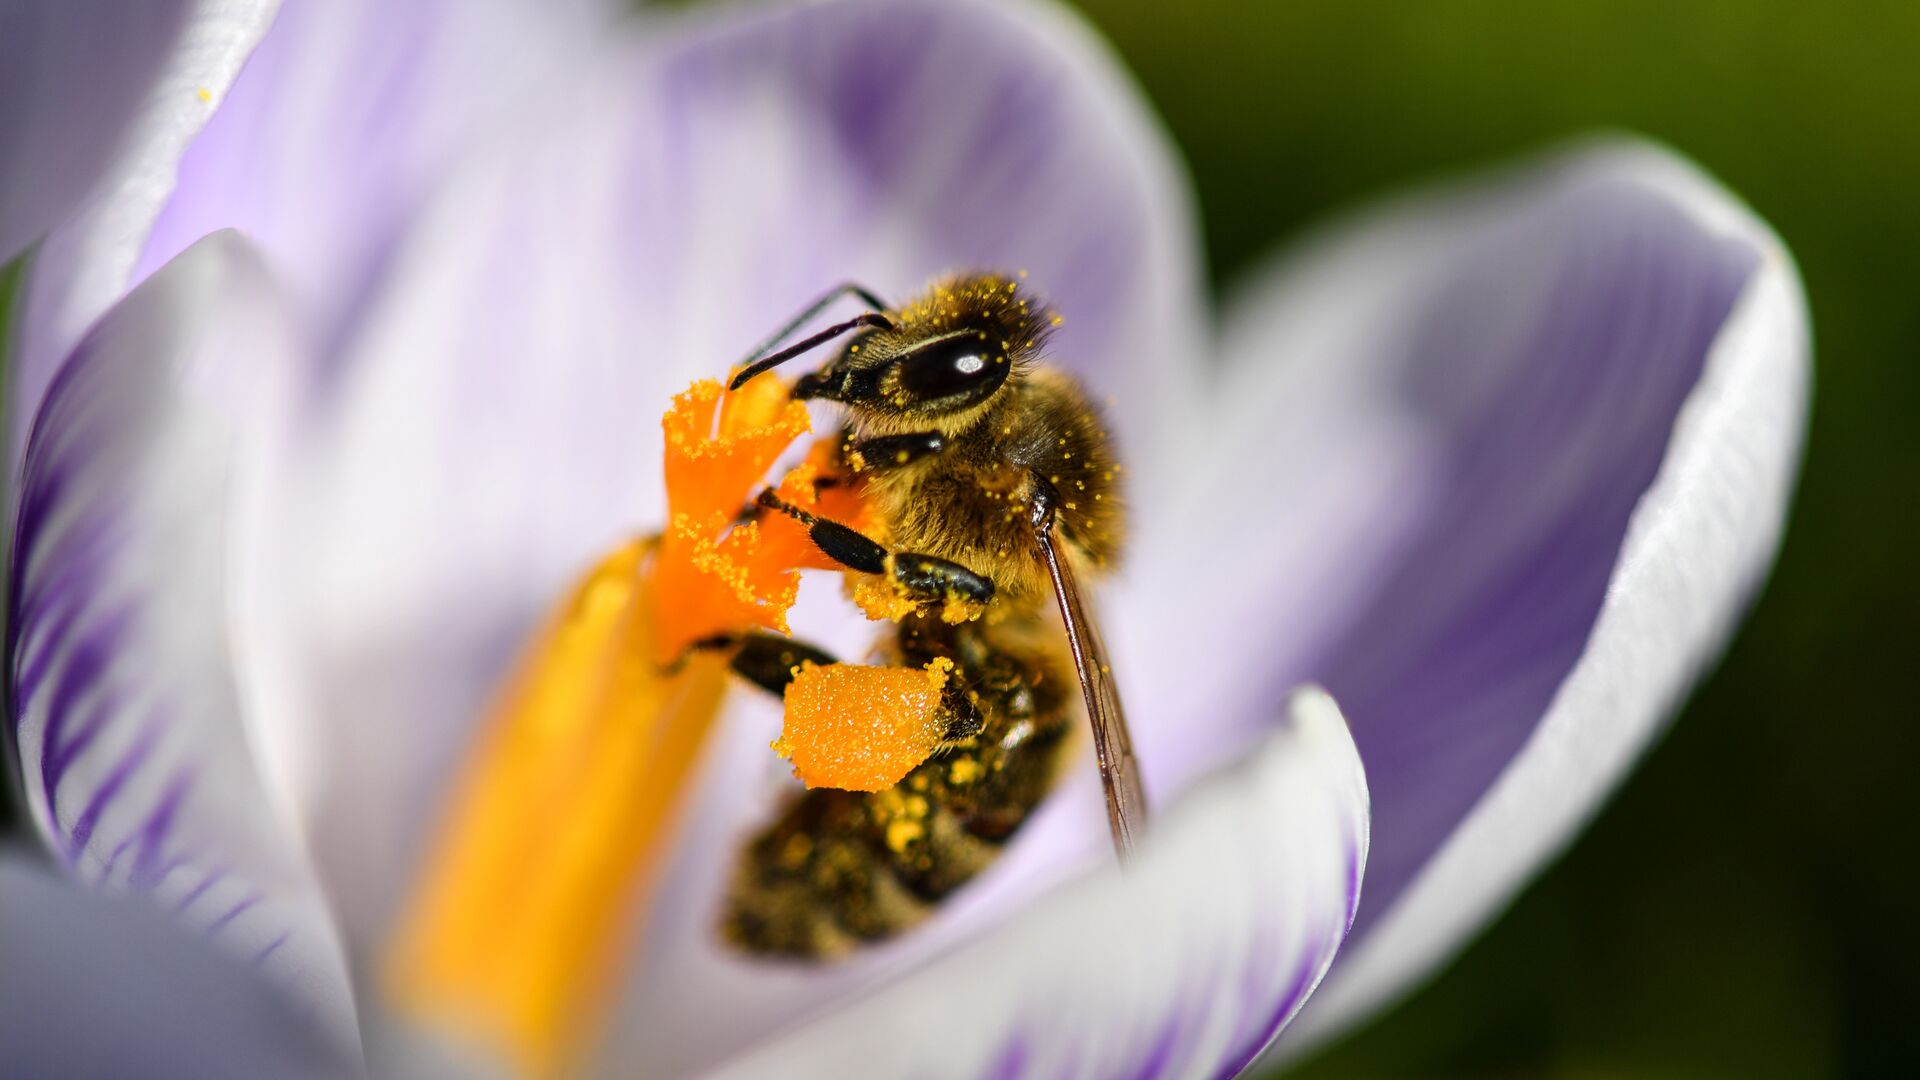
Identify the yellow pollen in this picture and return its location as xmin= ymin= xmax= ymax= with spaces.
xmin=886 ymin=818 xmax=926 ymax=853
xmin=775 ymin=658 xmax=956 ymax=791
xmin=195 ymin=85 xmax=212 ymax=103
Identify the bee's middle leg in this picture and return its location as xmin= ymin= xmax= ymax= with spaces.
xmin=755 ymin=489 xmax=995 ymax=606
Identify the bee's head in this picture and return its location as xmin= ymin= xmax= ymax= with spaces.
xmin=795 ymin=324 xmax=1012 ymax=417
xmin=796 ymin=274 xmax=1054 ymax=426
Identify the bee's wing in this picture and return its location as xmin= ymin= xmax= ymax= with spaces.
xmin=1033 ymin=514 xmax=1148 ymax=859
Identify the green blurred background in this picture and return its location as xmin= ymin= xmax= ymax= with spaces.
xmin=1057 ymin=1 xmax=1912 ymax=1075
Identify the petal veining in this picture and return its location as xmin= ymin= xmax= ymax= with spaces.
xmin=7 ymin=231 xmax=359 ymax=1053
xmin=1112 ymin=138 xmax=1805 ymax=1056
xmin=1280 ymin=142 xmax=1808 ymax=1054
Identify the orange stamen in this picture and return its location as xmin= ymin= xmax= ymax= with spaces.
xmin=384 ymin=542 xmax=728 ymax=1078
xmin=652 ymin=378 xmax=814 ymax=661
xmin=661 ymin=377 xmax=808 ymax=528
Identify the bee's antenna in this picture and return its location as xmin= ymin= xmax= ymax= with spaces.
xmin=730 ymin=312 xmax=894 ymax=391
xmin=729 ymin=282 xmax=893 ymax=391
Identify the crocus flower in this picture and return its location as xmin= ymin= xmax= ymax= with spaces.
xmin=0 ymin=0 xmax=1807 ymax=1076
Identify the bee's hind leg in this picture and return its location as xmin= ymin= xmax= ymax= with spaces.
xmin=718 ymin=630 xmax=984 ymax=741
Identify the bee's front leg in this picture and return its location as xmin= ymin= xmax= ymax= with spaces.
xmin=845 ymin=432 xmax=944 ymax=472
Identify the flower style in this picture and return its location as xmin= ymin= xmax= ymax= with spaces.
xmin=0 ymin=0 xmax=1807 ymax=1077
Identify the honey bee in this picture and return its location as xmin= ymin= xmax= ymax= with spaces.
xmin=711 ymin=274 xmax=1146 ymax=958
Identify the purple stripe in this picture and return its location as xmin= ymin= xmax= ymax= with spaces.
xmin=8 ymin=325 xmax=116 ymax=649
xmin=173 ymin=865 xmax=228 ymax=915
xmin=1219 ymin=924 xmax=1283 ymax=1069
xmin=985 ymin=1035 xmax=1026 ymax=1080
xmin=38 ymin=604 xmax=134 ymax=817
xmin=7 ymin=457 xmax=71 ymax=650
xmin=96 ymin=777 xmax=188 ymax=890
xmin=12 ymin=577 xmax=86 ymax=724
xmin=100 ymin=833 xmax=137 ymax=881
xmin=1125 ymin=1009 xmax=1181 ymax=1080
xmin=42 ymin=686 xmax=124 ymax=812
xmin=62 ymin=711 xmax=161 ymax=861
xmin=1347 ymin=846 xmax=1364 ymax=931
xmin=128 ymin=769 xmax=192 ymax=892
xmin=207 ymin=891 xmax=262 ymax=936
xmin=1216 ymin=810 xmax=1367 ymax=1075
xmin=252 ymin=930 xmax=291 ymax=967
xmin=11 ymin=505 xmax=119 ymax=681
xmin=1213 ymin=951 xmax=1327 ymax=1080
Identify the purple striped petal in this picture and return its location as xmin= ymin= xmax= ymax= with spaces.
xmin=0 ymin=852 xmax=348 ymax=1077
xmin=0 ymin=1 xmax=187 ymax=262
xmin=701 ymin=689 xmax=1367 ymax=1080
xmin=244 ymin=0 xmax=1202 ymax=952
xmin=8 ymin=232 xmax=359 ymax=1055
xmin=132 ymin=0 xmax=613 ymax=379
xmin=6 ymin=0 xmax=276 ymax=471
xmin=1112 ymin=140 xmax=1806 ymax=1057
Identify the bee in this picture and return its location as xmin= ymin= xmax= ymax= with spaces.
xmin=712 ymin=274 xmax=1146 ymax=958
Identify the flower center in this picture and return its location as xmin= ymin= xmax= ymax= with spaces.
xmin=382 ymin=373 xmax=949 ymax=1075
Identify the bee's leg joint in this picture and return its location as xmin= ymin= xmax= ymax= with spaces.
xmin=727 ymin=632 xmax=840 ymax=697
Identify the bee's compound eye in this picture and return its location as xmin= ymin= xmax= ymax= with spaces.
xmin=896 ymin=333 xmax=1008 ymax=404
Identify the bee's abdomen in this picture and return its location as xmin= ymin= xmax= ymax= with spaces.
xmin=721 ymin=619 xmax=1071 ymax=959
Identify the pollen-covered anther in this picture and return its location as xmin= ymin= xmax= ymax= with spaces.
xmin=652 ymin=514 xmax=801 ymax=662
xmin=661 ymin=376 xmax=809 ymax=526
xmin=652 ymin=376 xmax=828 ymax=661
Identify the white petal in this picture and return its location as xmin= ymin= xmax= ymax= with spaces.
xmin=1183 ymin=140 xmax=1808 ymax=1057
xmin=702 ymin=688 xmax=1367 ymax=1080
xmin=7 ymin=0 xmax=276 ymax=470
xmin=0 ymin=1 xmax=190 ymax=261
xmin=8 ymin=232 xmax=359 ymax=1054
xmin=132 ymin=0 xmax=615 ymax=373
